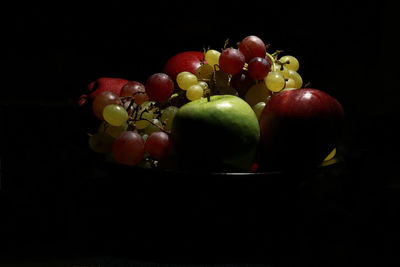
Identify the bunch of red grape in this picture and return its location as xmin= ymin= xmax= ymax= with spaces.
xmin=199 ymin=36 xmax=303 ymax=118
xmin=82 ymin=35 xmax=314 ymax=169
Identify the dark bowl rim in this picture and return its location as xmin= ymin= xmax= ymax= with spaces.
xmin=93 ymin=157 xmax=340 ymax=178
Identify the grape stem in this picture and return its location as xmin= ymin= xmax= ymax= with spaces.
xmin=265 ymin=52 xmax=277 ymax=70
xmin=223 ymin=38 xmax=230 ymax=50
xmin=202 ymin=46 xmax=208 ymax=64
xmin=128 ymin=116 xmax=170 ymax=134
xmin=143 ymin=117 xmax=169 ymax=134
xmin=128 ymin=104 xmax=170 ymax=134
xmin=131 ymin=105 xmax=141 ymax=122
xmin=266 ymin=50 xmax=289 ymax=71
xmin=123 ymin=91 xmax=146 ymax=115
xmin=271 ymin=50 xmax=284 ymax=57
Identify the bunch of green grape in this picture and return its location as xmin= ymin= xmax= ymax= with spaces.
xmin=173 ymin=35 xmax=303 ymax=121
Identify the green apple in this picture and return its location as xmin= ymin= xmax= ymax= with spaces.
xmin=171 ymin=95 xmax=260 ymax=172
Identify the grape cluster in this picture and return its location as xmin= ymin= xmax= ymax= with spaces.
xmin=84 ymin=35 xmax=309 ymax=169
xmin=174 ymin=35 xmax=303 ymax=116
xmin=87 ymin=76 xmax=178 ymax=167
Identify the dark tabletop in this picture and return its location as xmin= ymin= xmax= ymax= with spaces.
xmin=1 ymin=1 xmax=399 ymax=266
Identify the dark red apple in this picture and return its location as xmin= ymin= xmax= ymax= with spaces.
xmin=258 ymin=88 xmax=345 ymax=171
xmin=162 ymin=51 xmax=204 ymax=81
xmin=88 ymin=77 xmax=130 ymax=99
xmin=79 ymin=77 xmax=130 ymax=107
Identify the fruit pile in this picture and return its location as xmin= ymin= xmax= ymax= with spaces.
xmin=79 ymin=35 xmax=344 ymax=172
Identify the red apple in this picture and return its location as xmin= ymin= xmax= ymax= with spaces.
xmin=162 ymin=51 xmax=204 ymax=81
xmin=88 ymin=77 xmax=130 ymax=99
xmin=79 ymin=77 xmax=130 ymax=107
xmin=258 ymin=88 xmax=345 ymax=171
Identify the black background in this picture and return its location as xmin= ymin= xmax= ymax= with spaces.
xmin=1 ymin=1 xmax=399 ymax=266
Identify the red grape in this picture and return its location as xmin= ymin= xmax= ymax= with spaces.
xmin=92 ymin=91 xmax=121 ymax=120
xmin=112 ymin=131 xmax=145 ymax=166
xmin=230 ymin=70 xmax=256 ymax=97
xmin=239 ymin=35 xmax=266 ymax=62
xmin=144 ymin=131 xmax=172 ymax=159
xmin=145 ymin=73 xmax=174 ymax=102
xmin=218 ymin=48 xmax=245 ymax=75
xmin=247 ymin=57 xmax=271 ymax=80
xmin=120 ymin=81 xmax=149 ymax=105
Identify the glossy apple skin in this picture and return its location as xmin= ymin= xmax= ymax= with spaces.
xmin=79 ymin=77 xmax=130 ymax=107
xmin=258 ymin=88 xmax=345 ymax=171
xmin=162 ymin=51 xmax=204 ymax=81
xmin=88 ymin=77 xmax=130 ymax=99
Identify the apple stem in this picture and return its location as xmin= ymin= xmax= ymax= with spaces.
xmin=206 ymin=89 xmax=211 ymax=102
xmin=208 ymin=64 xmax=222 ymax=98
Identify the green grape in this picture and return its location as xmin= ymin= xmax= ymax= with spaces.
xmin=103 ymin=104 xmax=129 ymax=126
xmin=253 ymin=102 xmax=266 ymax=120
xmin=140 ymin=100 xmax=157 ymax=112
xmin=284 ymin=78 xmax=297 ymax=89
xmin=88 ymin=132 xmax=114 ymax=154
xmin=195 ymin=64 xmax=214 ymax=80
xmin=245 ymin=82 xmax=271 ymax=107
xmin=135 ymin=101 xmax=157 ymax=129
xmin=186 ymin=84 xmax=204 ymax=101
xmin=205 ymin=49 xmax=221 ymax=67
xmin=272 ymin=64 xmax=290 ymax=79
xmin=287 ymin=69 xmax=303 ymax=88
xmin=177 ymin=71 xmax=198 ymax=90
xmin=271 ymin=64 xmax=280 ymax=72
xmin=198 ymin=81 xmax=209 ymax=90
xmin=98 ymin=121 xmax=128 ymax=138
xmin=135 ymin=112 xmax=153 ymax=129
xmin=160 ymin=106 xmax=179 ymax=131
xmin=279 ymin=55 xmax=299 ymax=71
xmin=144 ymin=118 xmax=162 ymax=135
xmin=265 ymin=71 xmax=285 ymax=92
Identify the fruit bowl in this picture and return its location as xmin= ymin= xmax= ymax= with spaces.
xmin=71 ymin=35 xmax=346 ymax=263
